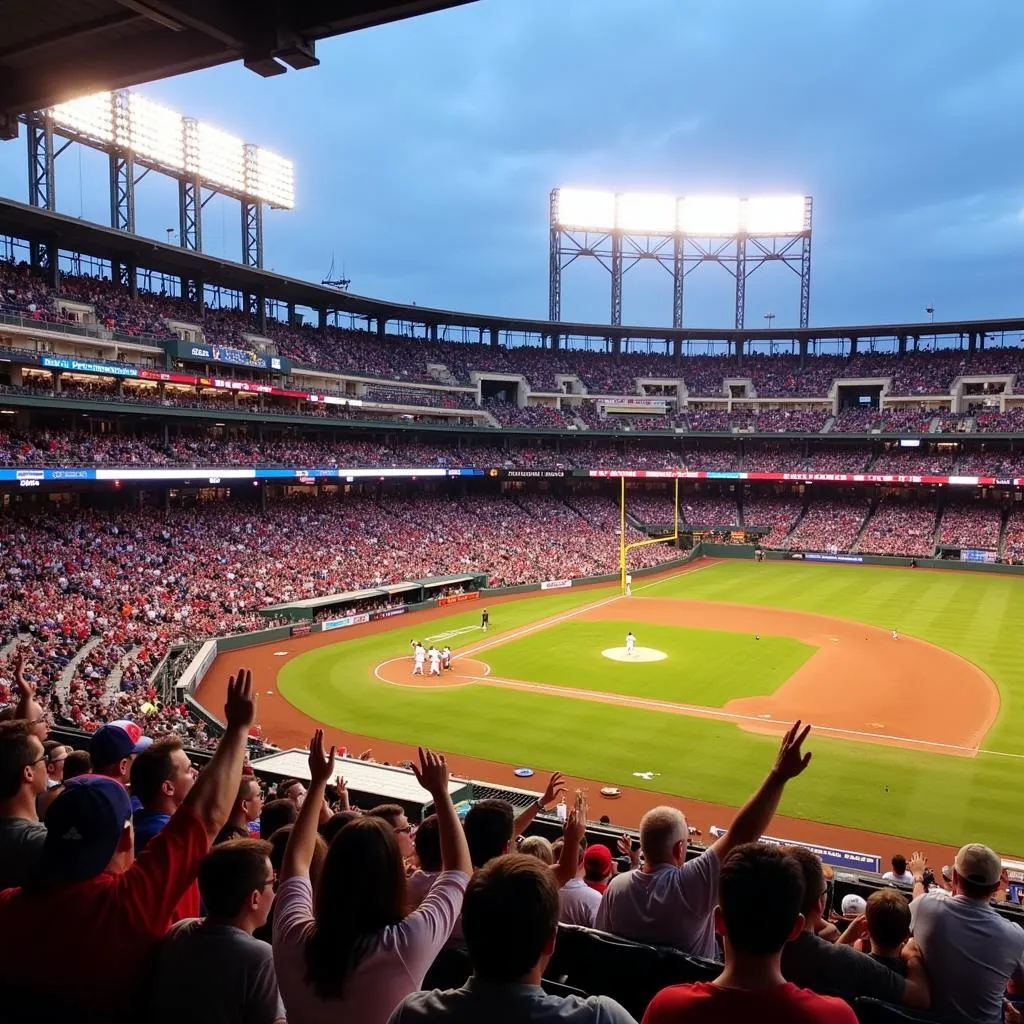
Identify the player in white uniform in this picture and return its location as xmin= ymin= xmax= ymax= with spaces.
xmin=625 ymin=631 xmax=636 ymax=656
xmin=625 ymin=573 xmax=632 ymax=597
xmin=428 ymin=645 xmax=442 ymax=676
xmin=441 ymin=645 xmax=452 ymax=671
xmin=891 ymin=628 xmax=898 ymax=640
xmin=413 ymin=643 xmax=426 ymax=676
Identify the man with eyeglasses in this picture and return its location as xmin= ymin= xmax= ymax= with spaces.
xmin=0 ymin=720 xmax=49 ymax=888
xmin=151 ymin=838 xmax=285 ymax=1024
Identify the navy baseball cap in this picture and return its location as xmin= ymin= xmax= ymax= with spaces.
xmin=89 ymin=720 xmax=152 ymax=767
xmin=41 ymin=775 xmax=133 ymax=883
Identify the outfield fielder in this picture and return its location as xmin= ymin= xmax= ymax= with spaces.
xmin=626 ymin=631 xmax=636 ymax=656
xmin=625 ymin=573 xmax=632 ymax=597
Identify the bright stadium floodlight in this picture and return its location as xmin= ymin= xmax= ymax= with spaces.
xmin=124 ymin=92 xmax=185 ymax=171
xmin=616 ymin=192 xmax=677 ymax=233
xmin=743 ymin=195 xmax=806 ymax=235
xmin=249 ymin=146 xmax=295 ymax=209
xmin=49 ymin=91 xmax=115 ymax=144
xmin=195 ymin=121 xmax=246 ymax=195
xmin=678 ymin=196 xmax=742 ymax=236
xmin=556 ymin=187 xmax=616 ymax=231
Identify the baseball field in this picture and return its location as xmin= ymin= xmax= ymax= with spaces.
xmin=196 ymin=558 xmax=1024 ymax=859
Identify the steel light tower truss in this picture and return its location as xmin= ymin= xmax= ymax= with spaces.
xmin=549 ymin=189 xmax=813 ymax=329
xmin=19 ymin=89 xmax=294 ymax=272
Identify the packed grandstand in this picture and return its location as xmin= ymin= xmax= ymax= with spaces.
xmin=5 ymin=90 xmax=1024 ymax=1024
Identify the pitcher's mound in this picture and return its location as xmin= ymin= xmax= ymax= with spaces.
xmin=602 ymin=646 xmax=667 ymax=663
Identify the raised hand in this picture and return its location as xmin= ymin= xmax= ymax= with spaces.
xmin=412 ymin=747 xmax=449 ymax=798
xmin=617 ymin=832 xmax=640 ymax=867
xmin=13 ymin=649 xmax=31 ymax=699
xmin=772 ymin=720 xmax=812 ymax=781
xmin=541 ymin=771 xmax=567 ymax=809
xmin=224 ymin=667 xmax=256 ymax=730
xmin=307 ymin=728 xmax=336 ymax=787
xmin=564 ymin=795 xmax=587 ymax=846
xmin=908 ymin=851 xmax=927 ymax=878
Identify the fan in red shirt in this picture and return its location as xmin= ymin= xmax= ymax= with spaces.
xmin=643 ymin=843 xmax=856 ymax=1024
xmin=0 ymin=666 xmax=258 ymax=1024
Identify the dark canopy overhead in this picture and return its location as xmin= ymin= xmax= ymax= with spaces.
xmin=0 ymin=0 xmax=476 ymax=131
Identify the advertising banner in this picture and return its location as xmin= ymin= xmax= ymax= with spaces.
xmin=321 ymin=612 xmax=371 ymax=632
xmin=372 ymin=606 xmax=409 ymax=620
xmin=438 ymin=591 xmax=480 ymax=606
xmin=290 ymin=621 xmax=312 ymax=637
xmin=709 ymin=827 xmax=880 ymax=874
xmin=41 ymin=355 xmax=138 ymax=377
xmin=540 ymin=578 xmax=573 ymax=590
xmin=803 ymin=552 xmax=865 ymax=564
xmin=172 ymin=340 xmax=288 ymax=373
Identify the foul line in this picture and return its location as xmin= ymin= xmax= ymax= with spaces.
xmin=453 ymin=673 xmax=984 ymax=756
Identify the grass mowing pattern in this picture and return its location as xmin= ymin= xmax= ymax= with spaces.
xmin=482 ymin=620 xmax=815 ymax=705
xmin=278 ymin=562 xmax=1024 ymax=855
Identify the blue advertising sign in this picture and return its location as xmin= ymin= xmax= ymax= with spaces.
xmin=710 ymin=826 xmax=880 ymax=873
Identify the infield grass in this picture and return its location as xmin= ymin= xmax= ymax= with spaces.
xmin=277 ymin=560 xmax=1024 ymax=855
xmin=482 ymin=620 xmax=815 ymax=705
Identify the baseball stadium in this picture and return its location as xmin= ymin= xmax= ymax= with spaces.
xmin=2 ymin=3 xmax=1024 ymax=1021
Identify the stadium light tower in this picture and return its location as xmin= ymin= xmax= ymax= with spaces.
xmin=548 ymin=188 xmax=813 ymax=330
xmin=22 ymin=89 xmax=295 ymax=274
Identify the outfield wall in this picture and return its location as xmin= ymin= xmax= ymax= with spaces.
xmin=701 ymin=543 xmax=1024 ymax=576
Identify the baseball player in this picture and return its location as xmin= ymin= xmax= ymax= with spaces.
xmin=413 ymin=642 xmax=426 ymax=676
xmin=441 ymin=645 xmax=452 ymax=670
xmin=481 ymin=608 xmax=489 ymax=632
xmin=625 ymin=573 xmax=632 ymax=597
xmin=428 ymin=645 xmax=441 ymax=677
xmin=626 ymin=631 xmax=636 ymax=656
xmin=891 ymin=628 xmax=899 ymax=641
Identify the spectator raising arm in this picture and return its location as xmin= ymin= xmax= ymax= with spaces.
xmin=281 ymin=728 xmax=335 ymax=883
xmin=512 ymin=771 xmax=566 ymax=838
xmin=411 ymin=746 xmax=472 ymax=878
xmin=710 ymin=720 xmax=812 ymax=861
xmin=182 ymin=666 xmax=256 ymax=844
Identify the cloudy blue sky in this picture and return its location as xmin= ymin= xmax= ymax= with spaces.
xmin=0 ymin=0 xmax=1022 ymax=330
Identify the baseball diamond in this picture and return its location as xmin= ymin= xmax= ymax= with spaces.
xmin=195 ymin=557 xmax=1024 ymax=863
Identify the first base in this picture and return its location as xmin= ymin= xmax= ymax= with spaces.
xmin=602 ymin=646 xmax=667 ymax=663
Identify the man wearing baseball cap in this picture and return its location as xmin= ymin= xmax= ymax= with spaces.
xmin=0 ymin=666 xmax=258 ymax=1023
xmin=583 ymin=843 xmax=614 ymax=894
xmin=909 ymin=844 xmax=1024 ymax=1023
xmin=89 ymin=719 xmax=153 ymax=791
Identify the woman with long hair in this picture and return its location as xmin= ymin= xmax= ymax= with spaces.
xmin=272 ymin=732 xmax=471 ymax=1024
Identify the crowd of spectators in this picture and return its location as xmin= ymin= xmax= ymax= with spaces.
xmin=680 ymin=495 xmax=740 ymax=527
xmin=784 ymin=499 xmax=869 ymax=553
xmin=1004 ymin=507 xmax=1024 ymax=564
xmin=939 ymin=503 xmax=1003 ymax=550
xmin=974 ymin=408 xmax=1024 ymax=432
xmin=832 ymin=407 xmax=881 ymax=432
xmin=743 ymin=495 xmax=803 ymax=546
xmin=869 ymin=448 xmax=958 ymax=476
xmin=856 ymin=500 xmax=937 ymax=557
xmin=482 ymin=399 xmax=576 ymax=429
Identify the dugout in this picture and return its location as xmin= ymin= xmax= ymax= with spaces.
xmin=259 ymin=582 xmax=422 ymax=624
xmin=249 ymin=748 xmax=473 ymax=824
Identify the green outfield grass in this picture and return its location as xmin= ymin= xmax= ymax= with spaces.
xmin=482 ymin=620 xmax=815 ymax=705
xmin=276 ymin=560 xmax=1024 ymax=855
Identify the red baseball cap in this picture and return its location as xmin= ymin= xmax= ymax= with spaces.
xmin=584 ymin=844 xmax=613 ymax=878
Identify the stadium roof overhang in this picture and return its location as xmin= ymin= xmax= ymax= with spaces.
xmin=0 ymin=0 xmax=477 ymax=131
xmin=3 ymin=199 xmax=1024 ymax=345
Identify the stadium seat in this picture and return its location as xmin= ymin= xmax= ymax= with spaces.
xmin=422 ymin=943 xmax=472 ymax=991
xmin=545 ymin=924 xmax=722 ymax=1019
xmin=854 ymin=996 xmax=962 ymax=1024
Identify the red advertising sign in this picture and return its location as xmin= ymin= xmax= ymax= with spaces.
xmin=438 ymin=591 xmax=480 ymax=606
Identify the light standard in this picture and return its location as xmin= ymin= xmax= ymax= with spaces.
xmin=925 ymin=306 xmax=935 ymax=324
xmin=763 ymin=312 xmax=775 ymax=329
